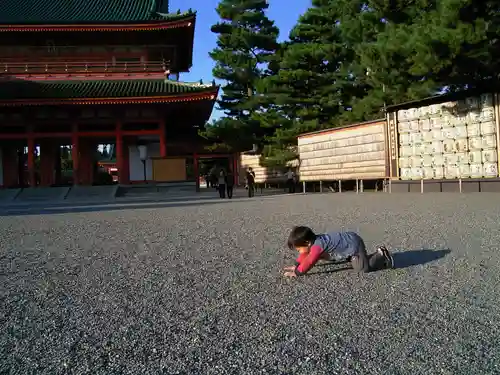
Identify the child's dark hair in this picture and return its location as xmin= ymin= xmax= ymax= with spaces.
xmin=287 ymin=226 xmax=316 ymax=249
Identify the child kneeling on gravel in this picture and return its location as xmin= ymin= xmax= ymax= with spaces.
xmin=283 ymin=226 xmax=394 ymax=277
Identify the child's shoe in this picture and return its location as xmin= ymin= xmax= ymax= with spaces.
xmin=377 ymin=246 xmax=394 ymax=269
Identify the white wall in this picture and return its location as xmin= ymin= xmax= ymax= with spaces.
xmin=129 ymin=142 xmax=160 ymax=181
xmin=0 ymin=147 xmax=3 ymax=186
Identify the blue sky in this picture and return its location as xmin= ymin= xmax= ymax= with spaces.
xmin=169 ymin=0 xmax=312 ymax=120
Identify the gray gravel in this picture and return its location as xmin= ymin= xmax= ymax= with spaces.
xmin=1 ymin=193 xmax=500 ymax=374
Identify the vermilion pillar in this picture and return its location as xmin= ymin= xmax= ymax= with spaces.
xmin=78 ymin=140 xmax=87 ymax=185
xmin=54 ymin=146 xmax=62 ymax=185
xmin=2 ymin=145 xmax=19 ymax=187
xmin=122 ymin=137 xmax=130 ymax=184
xmin=72 ymin=123 xmax=79 ymax=185
xmin=39 ymin=140 xmax=57 ymax=187
xmin=159 ymin=119 xmax=167 ymax=157
xmin=27 ymin=136 xmax=36 ymax=187
xmin=78 ymin=139 xmax=94 ymax=186
xmin=116 ymin=120 xmax=125 ymax=184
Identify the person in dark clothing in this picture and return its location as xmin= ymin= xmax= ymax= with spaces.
xmin=225 ymin=169 xmax=235 ymax=199
xmin=217 ymin=170 xmax=226 ymax=198
xmin=246 ymin=167 xmax=256 ymax=198
xmin=283 ymin=226 xmax=394 ymax=277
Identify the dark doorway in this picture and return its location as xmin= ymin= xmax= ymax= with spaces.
xmin=198 ymin=156 xmax=232 ymax=189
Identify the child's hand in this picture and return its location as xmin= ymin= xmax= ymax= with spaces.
xmin=283 ymin=266 xmax=295 ymax=271
xmin=283 ymin=271 xmax=297 ymax=278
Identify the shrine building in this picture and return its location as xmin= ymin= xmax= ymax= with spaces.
xmin=0 ymin=0 xmax=234 ymax=190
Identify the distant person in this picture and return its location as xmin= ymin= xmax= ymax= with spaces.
xmin=246 ymin=167 xmax=256 ymax=198
xmin=225 ymin=169 xmax=235 ymax=199
xmin=217 ymin=169 xmax=226 ymax=198
xmin=283 ymin=226 xmax=394 ymax=277
xmin=285 ymin=168 xmax=296 ymax=194
xmin=209 ymin=167 xmax=218 ymax=189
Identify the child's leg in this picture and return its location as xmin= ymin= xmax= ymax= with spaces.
xmin=366 ymin=250 xmax=387 ymax=271
xmin=350 ymin=240 xmax=370 ymax=273
xmin=363 ymin=246 xmax=394 ymax=271
xmin=350 ymin=238 xmax=394 ymax=272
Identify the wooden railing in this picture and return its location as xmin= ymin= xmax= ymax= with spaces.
xmin=0 ymin=61 xmax=170 ymax=75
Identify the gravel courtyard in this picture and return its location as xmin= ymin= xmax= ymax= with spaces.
xmin=1 ymin=193 xmax=499 ymax=374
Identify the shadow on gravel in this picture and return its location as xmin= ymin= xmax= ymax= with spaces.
xmin=393 ymin=249 xmax=451 ymax=269
xmin=0 ymin=199 xmax=234 ymax=217
xmin=0 ymin=191 xmax=292 ymax=217
xmin=305 ymin=250 xmax=451 ymax=275
xmin=308 ymin=260 xmax=352 ymax=274
xmin=308 ymin=265 xmax=352 ymax=275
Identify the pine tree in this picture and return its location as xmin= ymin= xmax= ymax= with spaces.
xmin=351 ymin=0 xmax=500 ymax=105
xmin=257 ymin=0 xmax=352 ymax=166
xmin=201 ymin=0 xmax=279 ymax=151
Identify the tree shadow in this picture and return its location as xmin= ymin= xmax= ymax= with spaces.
xmin=392 ymin=249 xmax=451 ymax=269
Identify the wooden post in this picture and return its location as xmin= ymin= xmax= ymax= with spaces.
xmin=39 ymin=140 xmax=57 ymax=186
xmin=116 ymin=120 xmax=124 ymax=184
xmin=27 ymin=135 xmax=36 ymax=187
xmin=71 ymin=123 xmax=79 ymax=185
xmin=2 ymin=145 xmax=19 ymax=187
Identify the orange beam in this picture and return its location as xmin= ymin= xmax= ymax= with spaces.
xmin=0 ymin=90 xmax=218 ymax=107
xmin=0 ymin=129 xmax=161 ymax=139
xmin=0 ymin=17 xmax=195 ymax=33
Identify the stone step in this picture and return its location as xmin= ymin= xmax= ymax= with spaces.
xmin=117 ymin=184 xmax=197 ymax=198
xmin=15 ymin=187 xmax=69 ymax=202
xmin=65 ymin=185 xmax=118 ymax=201
xmin=0 ymin=188 xmax=22 ymax=203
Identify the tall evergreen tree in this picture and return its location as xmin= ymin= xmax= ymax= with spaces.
xmin=201 ymin=0 xmax=279 ymax=151
xmin=257 ymin=0 xmax=353 ymax=166
xmin=350 ymin=0 xmax=500 ymax=104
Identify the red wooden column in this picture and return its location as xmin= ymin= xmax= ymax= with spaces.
xmin=116 ymin=120 xmax=127 ymax=184
xmin=78 ymin=139 xmax=94 ymax=186
xmin=193 ymin=152 xmax=199 ymax=192
xmin=2 ymin=145 xmax=19 ymax=187
xmin=27 ymin=133 xmax=36 ymax=187
xmin=122 ymin=137 xmax=130 ymax=184
xmin=159 ymin=119 xmax=167 ymax=157
xmin=54 ymin=145 xmax=62 ymax=185
xmin=72 ymin=123 xmax=79 ymax=185
xmin=39 ymin=140 xmax=56 ymax=187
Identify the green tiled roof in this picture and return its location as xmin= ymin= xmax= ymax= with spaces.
xmin=0 ymin=0 xmax=194 ymax=24
xmin=0 ymin=79 xmax=217 ymax=101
